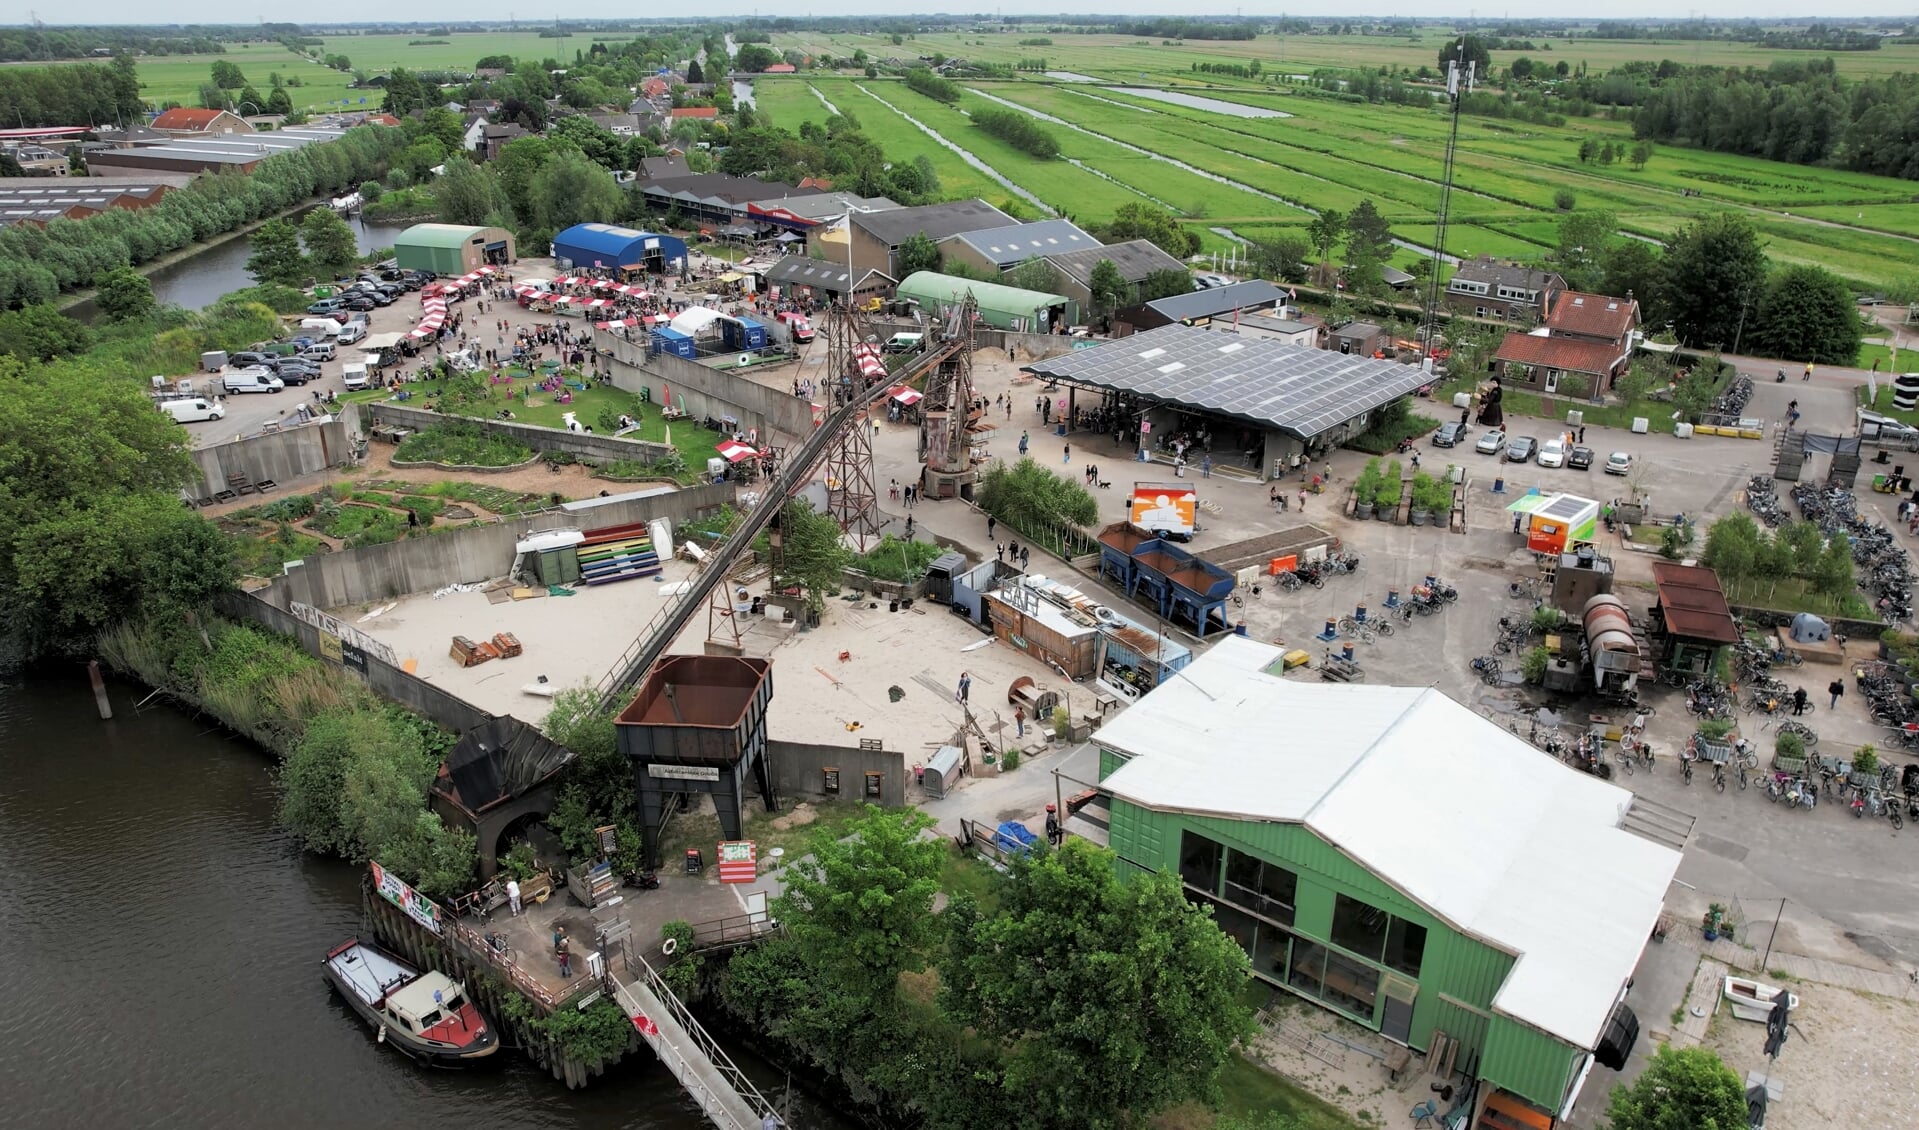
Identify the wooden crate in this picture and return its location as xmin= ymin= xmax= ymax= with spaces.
xmin=450 ymin=635 xmax=492 ymax=667
xmin=491 ymin=631 xmax=523 ymax=658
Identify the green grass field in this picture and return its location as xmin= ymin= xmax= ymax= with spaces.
xmin=778 ymin=28 xmax=1919 ymax=82
xmin=113 ymin=43 xmax=357 ymax=113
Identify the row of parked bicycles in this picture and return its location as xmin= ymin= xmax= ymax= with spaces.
xmin=1792 ymin=482 xmax=1913 ymax=622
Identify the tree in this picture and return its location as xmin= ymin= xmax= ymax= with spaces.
xmin=434 ymin=157 xmax=500 ymax=226
xmin=94 ymin=266 xmax=155 ymax=323
xmin=1701 ymin=512 xmax=1761 ymax=582
xmin=977 ymin=458 xmax=1098 ymax=536
xmin=382 ymin=67 xmax=429 ymax=115
xmin=301 ymin=207 xmax=359 ymax=279
xmin=1510 ymin=57 xmax=1535 ymax=80
xmin=1750 ymin=264 xmax=1862 ymax=366
xmin=894 ymin=230 xmax=941 ymax=278
xmin=527 ymin=148 xmax=624 ymax=232
xmin=1598 ymin=141 xmax=1618 ymax=165
xmin=1438 ymin=35 xmax=1492 ymax=78
xmin=417 ymin=106 xmax=465 ymax=151
xmin=1630 ymin=139 xmax=1655 ymax=170
xmin=245 ymin=218 xmax=307 ymax=286
xmin=686 ymin=58 xmax=705 ymax=85
xmin=1088 ymin=257 xmax=1129 ymax=320
xmin=1343 ymin=198 xmax=1393 ymax=293
xmin=266 ymin=86 xmax=293 ymax=116
xmin=211 ymin=59 xmax=248 ymax=90
xmin=1306 ymin=207 xmax=1346 ymax=279
xmin=773 ymin=498 xmax=852 ymax=611
xmin=1007 ymin=255 xmax=1062 ymax=295
xmin=1604 ymin=1045 xmax=1746 ymax=1130
xmin=1137 ymin=268 xmax=1193 ymax=302
xmin=1602 ymin=240 xmax=1666 ymax=326
xmin=1556 ymin=210 xmax=1619 ymax=292
xmin=0 ymin=302 xmax=95 ymax=361
xmin=1661 ymin=213 xmax=1768 ymax=350
xmin=778 ymin=805 xmax=942 ymax=1005
xmin=1249 ymin=232 xmax=1310 ymax=282
xmin=940 ymin=840 xmax=1256 ymax=1128
xmin=491 ymin=135 xmax=553 ymax=220
xmin=1102 ymin=202 xmax=1199 ymax=259
xmin=736 ymin=44 xmax=782 ymax=73
xmin=198 ymin=82 xmax=228 ymax=111
xmin=1578 ymin=138 xmax=1598 ymax=163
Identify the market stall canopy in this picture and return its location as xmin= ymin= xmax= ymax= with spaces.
xmin=888 ymin=385 xmax=923 ymax=405
xmin=670 ymin=306 xmax=725 ymax=335
xmin=716 ymin=439 xmax=759 ymax=463
xmin=359 ymin=331 xmax=406 ymax=351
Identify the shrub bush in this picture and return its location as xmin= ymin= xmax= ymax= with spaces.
xmin=1373 ymin=460 xmax=1404 ymax=510
xmin=395 ymin=422 xmax=534 ymax=467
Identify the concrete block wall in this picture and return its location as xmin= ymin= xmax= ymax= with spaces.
xmin=365 ymin=402 xmax=675 ymax=465
xmin=190 ymin=420 xmax=351 ymax=499
xmin=254 ymin=481 xmax=733 ymax=609
xmin=768 ymin=739 xmax=907 ymax=807
xmin=599 ymin=337 xmax=816 ymax=444
xmin=214 ymin=590 xmax=495 ymax=735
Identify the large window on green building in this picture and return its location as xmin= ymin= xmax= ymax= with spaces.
xmin=1224 ymin=848 xmax=1297 ymax=926
xmin=1331 ymin=893 xmax=1425 ymax=979
xmin=1180 ymin=830 xmax=1223 ymax=895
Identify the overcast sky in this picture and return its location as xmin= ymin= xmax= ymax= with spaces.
xmin=32 ymin=6 xmax=1919 ymax=26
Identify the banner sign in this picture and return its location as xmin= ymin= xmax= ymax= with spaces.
xmin=717 ymin=841 xmax=757 ymax=884
xmin=370 ymin=861 xmax=443 ymax=936
xmin=1129 ymin=483 xmax=1198 ymax=536
xmin=648 ymin=764 xmax=721 ymax=781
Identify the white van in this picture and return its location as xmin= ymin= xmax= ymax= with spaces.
xmin=337 ymin=321 xmax=367 ymax=345
xmin=300 ymin=317 xmax=342 ymax=336
xmin=222 ymin=368 xmax=284 ymax=394
xmin=885 ymin=332 xmax=924 ymax=354
xmin=341 ymin=362 xmax=370 ymax=391
xmin=160 ymin=397 xmax=227 ymax=423
xmin=300 ymin=341 xmax=336 ymax=361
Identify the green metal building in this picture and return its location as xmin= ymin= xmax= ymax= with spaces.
xmin=894 ymin=271 xmax=1075 ymax=332
xmin=1093 ymin=636 xmax=1680 ymax=1128
xmin=393 ymin=223 xmax=516 ymax=276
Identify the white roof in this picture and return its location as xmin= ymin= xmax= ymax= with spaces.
xmin=670 ymin=305 xmax=724 ymax=335
xmin=1098 ymin=636 xmax=1679 ymax=1050
xmin=359 ymin=331 xmax=406 ymax=351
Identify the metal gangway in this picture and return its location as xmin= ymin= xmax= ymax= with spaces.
xmin=594 ymin=336 xmax=969 ymax=713
xmin=613 ymin=948 xmax=775 ymax=1130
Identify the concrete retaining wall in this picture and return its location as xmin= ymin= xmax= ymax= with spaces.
xmin=769 ymin=739 xmax=906 ymax=807
xmin=255 ymin=481 xmax=733 ymax=609
xmin=190 ymin=420 xmax=350 ymax=499
xmin=600 ymin=337 xmax=815 ymax=444
xmin=364 ymin=402 xmax=675 ymax=465
xmin=214 ymin=589 xmax=494 ymax=734
xmin=979 ymin=328 xmax=1083 ymax=364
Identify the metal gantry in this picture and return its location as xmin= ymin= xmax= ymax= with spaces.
xmin=917 ymin=297 xmax=986 ymax=501
xmin=1418 ymin=43 xmax=1475 ymax=364
xmin=821 ymin=303 xmax=883 ymax=549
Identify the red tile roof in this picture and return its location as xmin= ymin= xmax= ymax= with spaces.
xmin=368 ymin=114 xmax=402 ymax=127
xmin=668 ymin=107 xmax=719 ymax=119
xmin=763 ymin=63 xmax=797 ymax=73
xmin=151 ymin=108 xmax=228 ymax=131
xmin=1546 ymin=291 xmax=1637 ymax=341
xmin=1493 ymin=333 xmax=1622 ymax=376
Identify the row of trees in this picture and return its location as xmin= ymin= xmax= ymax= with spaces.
xmin=1632 ymin=65 xmax=1919 ymax=179
xmin=970 ymin=106 xmax=1060 ymax=159
xmin=0 ymin=54 xmax=143 ymax=128
xmin=1554 ymin=209 xmax=1863 ymax=362
xmin=0 ymin=125 xmax=407 ymax=309
xmin=245 ymin=208 xmax=361 ymax=287
xmin=903 ymin=66 xmax=962 ymax=104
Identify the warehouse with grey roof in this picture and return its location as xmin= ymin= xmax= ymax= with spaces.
xmin=1023 ymin=323 xmax=1428 ymax=478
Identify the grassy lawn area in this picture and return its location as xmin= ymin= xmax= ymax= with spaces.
xmin=655 ymin=799 xmax=873 ymax=870
xmin=1154 ymin=1051 xmax=1366 ymax=1130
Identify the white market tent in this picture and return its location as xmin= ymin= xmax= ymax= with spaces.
xmin=358 ymin=331 xmax=407 ymax=351
xmin=669 ymin=305 xmax=724 ymax=336
xmin=1095 ymin=635 xmax=1680 ymax=1052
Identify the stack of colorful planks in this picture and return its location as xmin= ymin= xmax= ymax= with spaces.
xmin=578 ymin=521 xmax=663 ymax=586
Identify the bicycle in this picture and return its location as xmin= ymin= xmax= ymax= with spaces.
xmin=1614 ymin=747 xmax=1636 ymax=777
xmin=1712 ymin=761 xmax=1727 ymax=792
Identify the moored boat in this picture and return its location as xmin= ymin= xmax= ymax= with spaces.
xmin=323 ymin=937 xmax=499 ymax=1066
xmin=1722 ymin=975 xmax=1799 ymax=1023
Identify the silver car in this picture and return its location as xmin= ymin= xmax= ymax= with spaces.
xmin=1475 ymin=431 xmax=1507 ymax=456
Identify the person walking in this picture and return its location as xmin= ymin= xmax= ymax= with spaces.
xmin=1019 ymin=545 xmax=1030 ymax=570
xmin=986 ymin=514 xmax=996 ymax=539
xmin=506 ymin=878 xmax=522 ymax=916
xmin=1828 ymin=678 xmax=1844 ymax=709
xmin=1201 ymin=454 xmax=1212 ymax=478
xmin=1803 ymin=361 xmax=1814 ymax=381
xmin=1298 ymin=488 xmax=1308 ymax=511
xmin=955 ymin=671 xmax=971 ymax=704
xmin=557 ymin=934 xmax=572 ymax=978
xmin=1062 ymin=442 xmax=1071 ymax=465
xmin=996 ymin=542 xmax=1005 ymax=562
xmin=1009 ymin=539 xmax=1021 ymax=563
xmin=1792 ymin=687 xmax=1808 ymax=716
xmin=1014 ymin=706 xmax=1026 ymax=738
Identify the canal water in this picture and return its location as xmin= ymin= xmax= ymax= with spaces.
xmin=136 ymin=210 xmax=414 ymax=313
xmin=0 ymin=675 xmax=838 ymax=1128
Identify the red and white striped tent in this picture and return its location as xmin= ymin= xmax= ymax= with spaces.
xmin=853 ymin=343 xmax=885 ymax=379
xmin=887 ymin=385 xmax=923 ymax=405
xmin=584 ymin=297 xmax=613 ymax=310
xmin=409 ymin=294 xmax=450 ymax=338
xmin=596 ymin=317 xmax=641 ymax=330
xmin=715 ymin=440 xmax=759 ymax=463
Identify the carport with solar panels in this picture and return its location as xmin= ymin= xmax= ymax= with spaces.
xmin=1022 ymin=324 xmax=1431 ymax=481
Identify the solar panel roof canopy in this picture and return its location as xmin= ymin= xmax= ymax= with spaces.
xmin=1023 ymin=323 xmax=1430 ymax=440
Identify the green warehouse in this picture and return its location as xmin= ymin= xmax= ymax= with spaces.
xmin=393 ymin=223 xmax=515 ymax=276
xmin=894 ymin=271 xmax=1075 ymax=333
xmin=1093 ymin=636 xmax=1679 ymax=1130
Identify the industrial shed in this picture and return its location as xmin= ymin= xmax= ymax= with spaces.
xmin=895 ymin=271 xmax=1074 ymax=331
xmin=393 ymin=223 xmax=515 ymax=275
xmin=551 ymin=223 xmax=688 ymax=275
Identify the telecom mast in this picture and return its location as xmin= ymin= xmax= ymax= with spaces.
xmin=1419 ymin=43 xmax=1475 ymax=365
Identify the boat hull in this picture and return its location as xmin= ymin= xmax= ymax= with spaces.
xmin=1722 ymin=976 xmax=1799 ymax=1023
xmin=322 ymin=938 xmax=500 ymax=1067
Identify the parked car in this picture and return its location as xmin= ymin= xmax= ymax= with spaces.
xmin=275 ymin=359 xmax=322 ymax=377
xmin=342 ymin=297 xmax=377 ymax=312
xmin=1506 ymin=436 xmax=1538 ymax=463
xmin=1474 ymin=430 xmax=1507 ymax=456
xmin=364 ymin=291 xmax=395 ymax=307
xmin=222 ymin=368 xmax=284 ymax=394
xmin=395 ymin=275 xmax=425 ymax=291
xmin=229 ymin=351 xmax=272 ymax=368
xmin=307 ymin=299 xmax=345 ymax=314
xmin=1432 ymin=421 xmax=1471 ymax=447
xmin=300 ymin=342 xmax=337 ymax=361
xmin=1537 ymin=438 xmax=1566 ymax=468
xmin=275 ymin=368 xmax=315 ymax=386
xmin=1568 ymin=445 xmax=1595 ymax=470
xmin=160 ymin=397 xmax=226 ymax=423
xmin=1605 ymin=451 xmax=1633 ymax=476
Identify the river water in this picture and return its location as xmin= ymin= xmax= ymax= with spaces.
xmin=0 ymin=675 xmax=834 ymax=1128
xmin=135 ymin=210 xmax=415 ymax=313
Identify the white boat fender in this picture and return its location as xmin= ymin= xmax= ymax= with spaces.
xmin=661 ymin=937 xmax=678 ymax=956
xmin=377 ymin=1028 xmax=387 ymax=1043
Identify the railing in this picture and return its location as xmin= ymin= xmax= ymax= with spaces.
xmin=446 ymin=919 xmax=558 ymax=1011
xmin=683 ymin=909 xmax=782 ymax=952
xmin=616 ymin=947 xmax=775 ymax=1130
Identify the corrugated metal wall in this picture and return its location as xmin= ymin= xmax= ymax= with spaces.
xmin=1101 ymin=795 xmax=1576 ymax=1111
